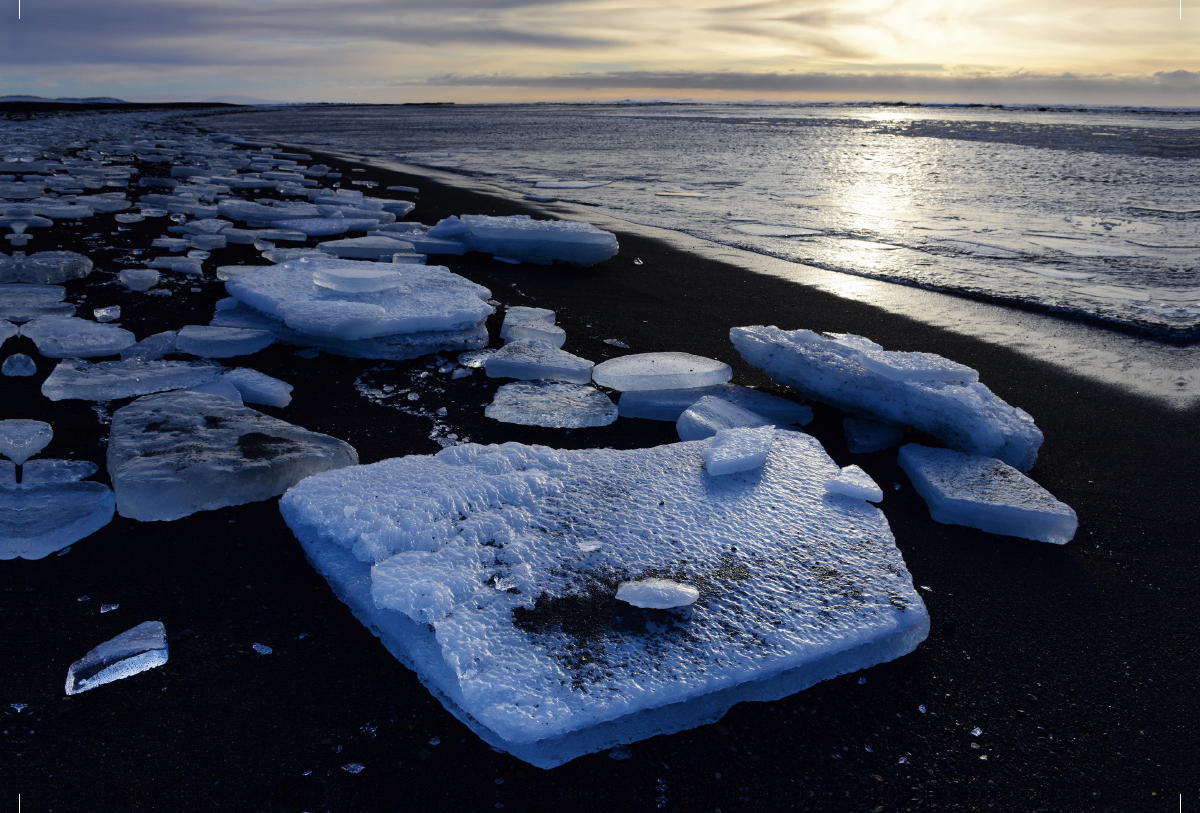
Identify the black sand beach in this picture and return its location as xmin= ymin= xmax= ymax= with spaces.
xmin=2 ymin=127 xmax=1197 ymax=812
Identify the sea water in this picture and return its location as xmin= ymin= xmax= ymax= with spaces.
xmin=213 ymin=103 xmax=1200 ymax=342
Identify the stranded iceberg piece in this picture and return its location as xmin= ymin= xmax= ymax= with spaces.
xmin=175 ymin=325 xmax=274 ymax=358
xmin=618 ymin=382 xmax=813 ymax=425
xmin=677 ymin=396 xmax=771 ymax=442
xmin=41 ymin=359 xmax=224 ymax=401
xmin=107 ymin=391 xmax=358 ymax=521
xmin=486 ymin=340 xmax=594 ymax=384
xmin=279 ymin=431 xmax=928 ymax=768
xmin=428 ymin=215 xmax=618 ymax=266
xmin=897 ymin=444 xmax=1077 ymax=544
xmin=64 ymin=622 xmax=168 ymax=696
xmin=704 ymin=425 xmax=775 ymax=476
xmin=616 ymin=579 xmax=699 ymax=609
xmin=592 ymin=352 xmax=732 ymax=392
xmin=500 ymin=306 xmax=566 ymax=348
xmin=730 ymin=326 xmax=1042 ymax=471
xmin=19 ymin=316 xmax=135 ymax=358
xmin=825 ymin=465 xmax=884 ymax=503
xmin=1 ymin=480 xmax=116 ymax=559
xmin=486 ymin=382 xmax=617 ymax=428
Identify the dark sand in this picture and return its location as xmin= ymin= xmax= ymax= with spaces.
xmin=2 ymin=137 xmax=1197 ymax=812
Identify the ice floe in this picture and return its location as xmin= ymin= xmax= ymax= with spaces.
xmin=41 ymin=358 xmax=225 ymax=401
xmin=486 ymin=382 xmax=618 ymax=428
xmin=617 ymin=382 xmax=813 ymax=425
xmin=118 ymin=268 xmax=160 ymax=291
xmin=0 ymin=419 xmax=53 ymax=465
xmin=65 ymin=622 xmax=168 ymax=695
xmin=616 ymin=579 xmax=699 ymax=609
xmin=485 ymin=340 xmax=594 ymax=384
xmin=427 ymin=215 xmax=618 ymax=266
xmin=676 ymin=395 xmax=773 ymax=442
xmin=175 ymin=325 xmax=274 ymax=358
xmin=592 ymin=352 xmax=732 ymax=392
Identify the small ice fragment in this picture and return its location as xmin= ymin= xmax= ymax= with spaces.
xmin=897 ymin=444 xmax=1077 ymax=544
xmin=604 ymin=339 xmax=629 ymax=349
xmin=101 ymin=604 xmax=118 ymax=613
xmin=616 ymin=578 xmax=699 ymax=609
xmin=222 ymin=368 xmax=293 ymax=407
xmin=703 ymin=426 xmax=775 ymax=476
xmin=93 ymin=306 xmax=120 ymax=323
xmin=592 ymin=352 xmax=732 ymax=392
xmin=253 ymin=643 xmax=273 ymax=655
xmin=429 ymin=737 xmax=440 ymax=745
xmin=676 ymin=396 xmax=771 ymax=442
xmin=78 ymin=595 xmax=90 ymax=602
xmin=486 ymin=340 xmax=594 ymax=384
xmin=451 ymin=367 xmax=472 ymax=379
xmin=919 ymin=705 xmax=927 ymax=713
xmin=64 ymin=621 xmax=168 ymax=695
xmin=500 ymin=306 xmax=565 ymax=348
xmin=898 ymin=757 xmax=908 ymax=764
xmin=11 ymin=703 xmax=26 ymax=712
xmin=19 ymin=316 xmax=135 ymax=358
xmin=430 ymin=214 xmax=618 ymax=266
xmin=858 ymin=677 xmax=866 ymax=684
xmin=458 ymin=349 xmax=495 ymax=369
xmin=2 ymin=353 xmax=36 ymax=377
xmin=0 ymin=420 xmax=52 ymax=465
xmin=844 ymin=417 xmax=905 ymax=454
xmin=342 ymin=763 xmax=365 ymax=774
xmin=971 ymin=727 xmax=982 ymax=737
xmin=118 ymin=268 xmax=160 ymax=292
xmin=486 ymin=382 xmax=617 ymax=428
xmin=824 ymin=465 xmax=884 ymax=503
xmin=619 ymin=383 xmax=813 ymax=425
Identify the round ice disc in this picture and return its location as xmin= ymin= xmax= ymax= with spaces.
xmin=591 ymin=352 xmax=732 ymax=392
xmin=312 ymin=267 xmax=405 ymax=293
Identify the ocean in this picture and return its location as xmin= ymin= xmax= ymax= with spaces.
xmin=210 ymin=102 xmax=1200 ymax=343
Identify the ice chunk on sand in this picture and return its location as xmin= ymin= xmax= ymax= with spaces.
xmin=148 ymin=257 xmax=203 ymax=276
xmin=279 ymin=430 xmax=928 ymax=768
xmin=118 ymin=268 xmax=160 ymax=291
xmin=64 ymin=622 xmax=167 ymax=695
xmin=184 ymin=378 xmax=244 ymax=405
xmin=22 ymin=459 xmax=97 ymax=484
xmin=429 ymin=215 xmax=618 ymax=266
xmin=41 ymin=358 xmax=224 ymax=401
xmin=223 ymin=368 xmax=293 ymax=407
xmin=592 ymin=352 xmax=732 ymax=392
xmin=616 ymin=579 xmax=699 ymax=609
xmin=1 ymin=481 xmax=115 ymax=559
xmin=486 ymin=340 xmax=594 ymax=384
xmin=897 ymin=444 xmax=1077 ymax=544
xmin=618 ymin=383 xmax=812 ymax=425
xmin=844 ymin=418 xmax=904 ymax=454
xmin=3 ymin=353 xmax=36 ymax=377
xmin=226 ymin=258 xmax=492 ymax=340
xmin=730 ymin=326 xmax=1042 ymax=471
xmin=313 ymin=265 xmax=404 ymax=293
xmin=500 ymin=307 xmax=566 ymax=348
xmin=853 ymin=344 xmax=978 ymax=384
xmin=318 ymin=236 xmax=416 ymax=261
xmin=19 ymin=316 xmax=135 ymax=358
xmin=272 ymin=217 xmax=377 ymax=237
xmin=0 ymin=251 xmax=93 ymax=284
xmin=120 ymin=331 xmax=179 ymax=362
xmin=825 ymin=465 xmax=883 ymax=503
xmin=486 ymin=382 xmax=618 ymax=428
xmin=175 ymin=325 xmax=274 ymax=358
xmin=676 ymin=396 xmax=772 ymax=442
xmin=108 ymin=391 xmax=358 ymax=521
xmin=704 ymin=425 xmax=775 ymax=476
xmin=0 ymin=420 xmax=53 ymax=465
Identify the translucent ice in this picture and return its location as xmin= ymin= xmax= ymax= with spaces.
xmin=0 ymin=419 xmax=52 ymax=465
xmin=93 ymin=306 xmax=120 ymax=323
xmin=825 ymin=465 xmax=883 ymax=503
xmin=844 ymin=418 xmax=905 ymax=454
xmin=22 ymin=458 xmax=97 ymax=484
xmin=486 ymin=340 xmax=594 ymax=384
xmin=731 ymin=326 xmax=1042 ymax=471
xmin=592 ymin=353 xmax=732 ymax=392
xmin=618 ymin=383 xmax=812 ymax=425
xmin=616 ymin=579 xmax=699 ymax=609
xmin=704 ymin=425 xmax=776 ymax=476
xmin=318 ymin=236 xmax=416 ymax=261
xmin=118 ymin=268 xmax=160 ymax=291
xmin=279 ymin=430 xmax=928 ymax=767
xmin=108 ymin=391 xmax=358 ymax=521
xmin=0 ymin=251 xmax=92 ymax=284
xmin=184 ymin=378 xmax=244 ymax=405
xmin=428 ymin=215 xmax=618 ymax=266
xmin=2 ymin=353 xmax=36 ymax=376
xmin=1 ymin=481 xmax=115 ymax=559
xmin=223 ymin=368 xmax=293 ymax=407
xmin=486 ymin=382 xmax=618 ymax=428
xmin=897 ymin=444 xmax=1077 ymax=544
xmin=41 ymin=358 xmax=224 ymax=401
xmin=120 ymin=331 xmax=178 ymax=362
xmin=64 ymin=622 xmax=168 ymax=695
xmin=313 ymin=265 xmax=405 ymax=293
xmin=20 ymin=316 xmax=135 ymax=358
xmin=148 ymin=257 xmax=203 ymax=276
xmin=175 ymin=325 xmax=274 ymax=358
xmin=676 ymin=396 xmax=772 ymax=442
xmin=500 ymin=306 xmax=566 ymax=348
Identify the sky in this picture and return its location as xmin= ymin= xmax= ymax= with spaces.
xmin=1 ymin=0 xmax=1198 ymax=106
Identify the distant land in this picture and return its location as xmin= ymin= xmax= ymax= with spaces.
xmin=0 ymin=95 xmax=131 ymax=104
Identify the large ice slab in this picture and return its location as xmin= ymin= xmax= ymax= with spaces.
xmin=616 ymin=579 xmax=699 ymax=609
xmin=19 ymin=316 xmax=136 ymax=358
xmin=486 ymin=340 xmax=594 ymax=384
xmin=730 ymin=326 xmax=1043 ymax=471
xmin=897 ymin=444 xmax=1077 ymax=544
xmin=428 ymin=215 xmax=618 ymax=266
xmin=486 ymin=382 xmax=618 ymax=428
xmin=0 ymin=419 xmax=53 ymax=465
xmin=592 ymin=352 xmax=732 ymax=392
xmin=618 ymin=383 xmax=812 ymax=425
xmin=41 ymin=358 xmax=225 ymax=401
xmin=176 ymin=325 xmax=274 ymax=358
xmin=676 ymin=395 xmax=772 ymax=442
xmin=225 ymin=257 xmax=492 ymax=339
xmin=108 ymin=391 xmax=359 ymax=521
xmin=500 ymin=306 xmax=566 ymax=348
xmin=64 ymin=622 xmax=168 ymax=695
xmin=0 ymin=251 xmax=93 ymax=284
xmin=0 ymin=481 xmax=116 ymax=559
xmin=279 ymin=431 xmax=928 ymax=768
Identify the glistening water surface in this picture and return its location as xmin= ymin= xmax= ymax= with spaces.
xmin=213 ymin=103 xmax=1200 ymax=342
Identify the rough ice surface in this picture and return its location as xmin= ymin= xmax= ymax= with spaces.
xmin=500 ymin=306 xmax=566 ymax=348
xmin=486 ymin=382 xmax=618 ymax=428
xmin=107 ymin=391 xmax=359 ymax=521
xmin=41 ymin=358 xmax=224 ymax=401
xmin=616 ymin=579 xmax=700 ymax=609
xmin=841 ymin=337 xmax=980 ymax=384
xmin=3 ymin=353 xmax=36 ymax=376
xmin=0 ymin=251 xmax=93 ymax=284
xmin=19 ymin=316 xmax=135 ymax=358
xmin=592 ymin=352 xmax=733 ymax=392
xmin=486 ymin=340 xmax=594 ymax=384
xmin=318 ymin=236 xmax=416 ymax=260
xmin=274 ymin=217 xmax=378 ymax=237
xmin=731 ymin=326 xmax=1043 ymax=471
xmin=676 ymin=395 xmax=772 ymax=442
xmin=223 ymin=368 xmax=293 ymax=407
xmin=825 ymin=465 xmax=884 ymax=503
xmin=0 ymin=419 xmax=53 ymax=465
xmin=226 ymin=258 xmax=492 ymax=339
xmin=897 ymin=444 xmax=1077 ymax=544
xmin=118 ymin=268 xmax=160 ymax=291
xmin=22 ymin=458 xmax=98 ymax=484
xmin=279 ymin=431 xmax=928 ymax=768
xmin=213 ymin=300 xmax=489 ymax=361
xmin=176 ymin=325 xmax=274 ymax=358
xmin=64 ymin=622 xmax=168 ymax=695
xmin=313 ymin=265 xmax=405 ymax=293
xmin=428 ymin=215 xmax=618 ymax=266
xmin=844 ymin=418 xmax=905 ymax=454
xmin=704 ymin=425 xmax=776 ymax=476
